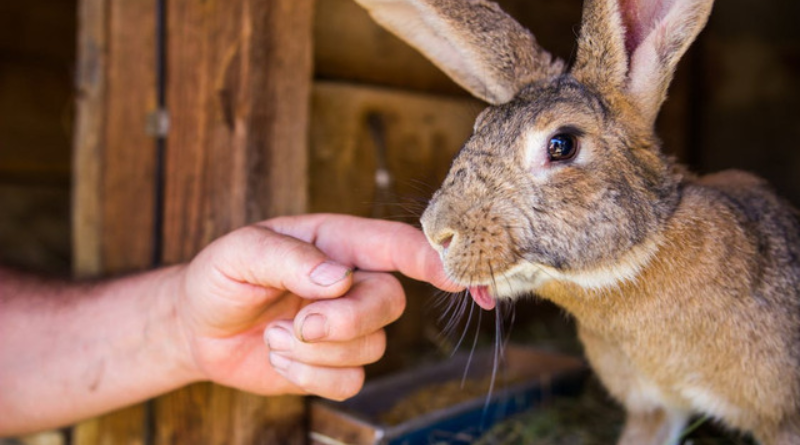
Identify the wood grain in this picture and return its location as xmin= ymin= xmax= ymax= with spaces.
xmin=72 ymin=0 xmax=107 ymax=278
xmin=100 ymin=0 xmax=158 ymax=275
xmin=72 ymin=0 xmax=156 ymax=443
xmin=309 ymin=82 xmax=483 ymax=217
xmin=154 ymin=0 xmax=313 ymax=443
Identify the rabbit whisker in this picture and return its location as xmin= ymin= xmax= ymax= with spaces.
xmin=461 ymin=298 xmax=483 ymax=389
xmin=451 ymin=293 xmax=476 ymax=356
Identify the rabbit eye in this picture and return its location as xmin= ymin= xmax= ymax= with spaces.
xmin=547 ymin=133 xmax=579 ymax=162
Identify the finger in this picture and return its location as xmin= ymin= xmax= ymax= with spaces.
xmin=264 ymin=321 xmax=387 ymax=367
xmin=268 ymin=355 xmax=366 ymax=401
xmin=292 ymin=271 xmax=405 ymax=343
xmin=260 ymin=214 xmax=463 ymax=292
xmin=205 ymin=225 xmax=354 ymax=301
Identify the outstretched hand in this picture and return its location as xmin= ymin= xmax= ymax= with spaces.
xmin=0 ymin=214 xmax=458 ymax=435
xmin=176 ymin=214 xmax=459 ymax=400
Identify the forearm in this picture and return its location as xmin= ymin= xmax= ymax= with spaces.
xmin=0 ymin=266 xmax=200 ymax=435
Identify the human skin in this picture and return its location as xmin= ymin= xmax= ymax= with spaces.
xmin=0 ymin=214 xmax=459 ymax=436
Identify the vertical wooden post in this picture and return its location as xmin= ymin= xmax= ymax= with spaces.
xmin=72 ymin=0 xmax=156 ymax=443
xmin=154 ymin=0 xmax=313 ymax=443
xmin=72 ymin=0 xmax=106 ymax=279
xmin=72 ymin=0 xmax=312 ymax=443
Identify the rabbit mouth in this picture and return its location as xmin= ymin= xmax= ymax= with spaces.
xmin=458 ymin=261 xmax=550 ymax=310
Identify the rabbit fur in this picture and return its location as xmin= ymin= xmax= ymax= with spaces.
xmin=354 ymin=0 xmax=800 ymax=443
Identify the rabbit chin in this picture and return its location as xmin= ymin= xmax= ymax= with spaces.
xmin=482 ymin=237 xmax=662 ymax=301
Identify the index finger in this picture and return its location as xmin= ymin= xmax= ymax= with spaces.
xmin=260 ymin=214 xmax=462 ymax=292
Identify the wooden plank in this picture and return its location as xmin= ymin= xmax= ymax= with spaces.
xmin=99 ymin=0 xmax=157 ymax=274
xmin=309 ymin=81 xmax=482 ymax=373
xmin=314 ymin=0 xmax=462 ymax=95
xmin=154 ymin=0 xmax=313 ymax=443
xmin=309 ymin=82 xmax=481 ymax=217
xmin=71 ymin=0 xmax=107 ymax=278
xmin=72 ymin=0 xmax=157 ymax=443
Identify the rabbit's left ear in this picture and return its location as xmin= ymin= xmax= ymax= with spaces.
xmin=572 ymin=0 xmax=714 ymax=125
xmin=353 ymin=0 xmax=565 ymax=105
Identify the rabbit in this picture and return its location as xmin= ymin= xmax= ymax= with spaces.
xmin=353 ymin=0 xmax=800 ymax=444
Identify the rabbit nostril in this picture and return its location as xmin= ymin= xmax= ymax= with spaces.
xmin=439 ymin=234 xmax=454 ymax=249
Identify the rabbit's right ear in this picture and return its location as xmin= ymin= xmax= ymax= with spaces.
xmin=572 ymin=0 xmax=714 ymax=126
xmin=354 ymin=0 xmax=565 ymax=105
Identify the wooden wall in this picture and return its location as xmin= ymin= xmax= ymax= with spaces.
xmin=1 ymin=0 xmax=799 ymax=443
xmin=71 ymin=0 xmax=313 ymax=444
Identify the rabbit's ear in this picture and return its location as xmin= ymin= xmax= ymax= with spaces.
xmin=572 ymin=0 xmax=713 ymax=125
xmin=354 ymin=0 xmax=564 ymax=105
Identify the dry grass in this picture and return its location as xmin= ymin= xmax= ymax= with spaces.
xmin=474 ymin=379 xmax=755 ymax=445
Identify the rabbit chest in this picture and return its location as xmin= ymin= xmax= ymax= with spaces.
xmin=535 ymin=179 xmax=800 ymax=428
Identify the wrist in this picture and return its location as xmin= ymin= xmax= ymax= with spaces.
xmin=148 ymin=264 xmax=206 ymax=386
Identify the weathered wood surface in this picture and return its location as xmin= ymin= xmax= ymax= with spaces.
xmin=153 ymin=0 xmax=313 ymax=444
xmin=72 ymin=0 xmax=156 ymax=443
xmin=72 ymin=0 xmax=313 ymax=443
xmin=71 ymin=0 xmax=107 ymax=279
xmin=161 ymin=0 xmax=312 ymax=261
xmin=309 ymin=82 xmax=481 ymax=217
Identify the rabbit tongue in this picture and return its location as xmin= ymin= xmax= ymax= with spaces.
xmin=469 ymin=285 xmax=496 ymax=311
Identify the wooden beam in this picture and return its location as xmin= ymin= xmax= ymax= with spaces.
xmin=153 ymin=0 xmax=313 ymax=443
xmin=100 ymin=0 xmax=158 ymax=274
xmin=72 ymin=0 xmax=107 ymax=278
xmin=72 ymin=0 xmax=156 ymax=443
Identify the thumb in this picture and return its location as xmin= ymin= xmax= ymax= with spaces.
xmin=209 ymin=225 xmax=354 ymax=300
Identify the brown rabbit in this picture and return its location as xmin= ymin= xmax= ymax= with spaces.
xmin=354 ymin=0 xmax=800 ymax=443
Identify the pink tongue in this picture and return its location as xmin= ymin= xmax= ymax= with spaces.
xmin=469 ymin=285 xmax=496 ymax=311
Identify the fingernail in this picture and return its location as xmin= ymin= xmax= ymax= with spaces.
xmin=310 ymin=261 xmax=352 ymax=287
xmin=270 ymin=352 xmax=291 ymax=372
xmin=265 ymin=326 xmax=293 ymax=352
xmin=301 ymin=314 xmax=328 ymax=342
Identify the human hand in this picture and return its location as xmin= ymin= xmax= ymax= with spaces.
xmin=175 ymin=214 xmax=458 ymax=400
